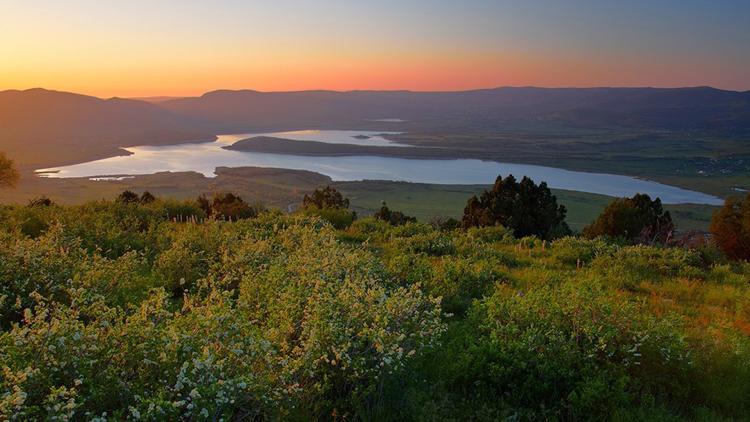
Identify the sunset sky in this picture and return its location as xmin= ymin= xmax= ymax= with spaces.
xmin=1 ymin=0 xmax=749 ymax=97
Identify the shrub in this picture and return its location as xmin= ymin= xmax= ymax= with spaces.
xmin=154 ymin=223 xmax=223 ymax=296
xmin=301 ymin=207 xmax=356 ymax=229
xmin=394 ymin=231 xmax=456 ymax=256
xmin=27 ymin=196 xmax=54 ymax=207
xmin=0 ymin=224 xmax=84 ymax=328
xmin=591 ymin=245 xmax=705 ymax=287
xmin=475 ymin=282 xmax=692 ymax=419
xmin=0 ymin=198 xmax=748 ymax=419
xmin=424 ymin=257 xmax=505 ymax=316
xmin=210 ymin=220 xmax=445 ymax=415
xmin=550 ymin=236 xmax=619 ymax=266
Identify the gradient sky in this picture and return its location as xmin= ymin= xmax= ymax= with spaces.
xmin=1 ymin=0 xmax=748 ymax=97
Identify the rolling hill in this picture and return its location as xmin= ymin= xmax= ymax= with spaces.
xmin=0 ymin=88 xmax=212 ymax=167
xmin=2 ymin=86 xmax=749 ymax=171
xmin=159 ymin=86 xmax=750 ymax=133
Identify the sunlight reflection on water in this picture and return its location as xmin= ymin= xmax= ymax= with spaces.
xmin=36 ymin=131 xmax=723 ymax=205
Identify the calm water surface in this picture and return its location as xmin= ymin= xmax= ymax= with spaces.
xmin=36 ymin=130 xmax=723 ymax=205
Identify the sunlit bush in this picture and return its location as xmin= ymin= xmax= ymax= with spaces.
xmin=0 ymin=198 xmax=748 ymax=419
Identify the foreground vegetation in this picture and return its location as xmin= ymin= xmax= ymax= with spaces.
xmin=0 ymin=190 xmax=748 ymax=420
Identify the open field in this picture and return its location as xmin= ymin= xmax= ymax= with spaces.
xmin=336 ymin=181 xmax=718 ymax=232
xmin=1 ymin=169 xmax=719 ymax=232
xmin=226 ymin=130 xmax=750 ymax=198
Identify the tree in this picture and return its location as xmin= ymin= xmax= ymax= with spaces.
xmin=0 ymin=152 xmax=19 ymax=188
xmin=301 ymin=186 xmax=356 ymax=228
xmin=197 ymin=194 xmax=212 ymax=216
xmin=710 ymin=194 xmax=750 ymax=260
xmin=583 ymin=193 xmax=674 ymax=244
xmin=210 ymin=192 xmax=258 ymax=221
xmin=140 ymin=191 xmax=156 ymax=204
xmin=28 ymin=196 xmax=54 ymax=207
xmin=117 ymin=190 xmax=140 ymax=204
xmin=374 ymin=202 xmax=416 ymax=226
xmin=461 ymin=174 xmax=570 ymax=239
xmin=303 ymin=186 xmax=350 ymax=210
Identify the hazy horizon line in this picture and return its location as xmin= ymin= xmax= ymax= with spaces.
xmin=3 ymin=84 xmax=749 ymax=100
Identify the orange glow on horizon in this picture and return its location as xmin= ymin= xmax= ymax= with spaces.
xmin=2 ymin=2 xmax=748 ymax=98
xmin=3 ymin=52 xmax=742 ymax=98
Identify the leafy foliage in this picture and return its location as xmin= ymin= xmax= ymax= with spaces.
xmin=303 ymin=185 xmax=350 ymax=210
xmin=461 ymin=174 xmax=570 ymax=239
xmin=139 ymin=191 xmax=156 ymax=204
xmin=116 ymin=190 xmax=141 ymax=204
xmin=0 ymin=152 xmax=19 ymax=188
xmin=374 ymin=202 xmax=417 ymax=226
xmin=301 ymin=186 xmax=357 ymax=229
xmin=710 ymin=193 xmax=750 ymax=260
xmin=584 ymin=193 xmax=674 ymax=244
xmin=27 ymin=196 xmax=54 ymax=207
xmin=0 ymin=196 xmax=748 ymax=420
xmin=196 ymin=192 xmax=261 ymax=221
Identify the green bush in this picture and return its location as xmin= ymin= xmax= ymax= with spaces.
xmin=0 ymin=198 xmax=748 ymax=420
xmin=301 ymin=207 xmax=356 ymax=229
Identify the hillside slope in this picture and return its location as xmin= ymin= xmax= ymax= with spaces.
xmin=0 ymin=201 xmax=748 ymax=419
xmin=0 ymin=88 xmax=212 ymax=167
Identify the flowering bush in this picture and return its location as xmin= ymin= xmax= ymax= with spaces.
xmin=0 ymin=199 xmax=748 ymax=420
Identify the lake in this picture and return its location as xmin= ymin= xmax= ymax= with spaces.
xmin=36 ymin=130 xmax=723 ymax=205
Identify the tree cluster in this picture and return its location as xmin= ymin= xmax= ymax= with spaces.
xmin=461 ymin=174 xmax=570 ymax=239
xmin=374 ymin=202 xmax=416 ymax=226
xmin=302 ymin=185 xmax=350 ymax=210
xmin=710 ymin=193 xmax=750 ymax=260
xmin=197 ymin=192 xmax=260 ymax=221
xmin=583 ymin=193 xmax=674 ymax=244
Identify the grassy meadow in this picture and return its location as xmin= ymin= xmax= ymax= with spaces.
xmin=337 ymin=181 xmax=717 ymax=232
xmin=1 ymin=170 xmax=719 ymax=232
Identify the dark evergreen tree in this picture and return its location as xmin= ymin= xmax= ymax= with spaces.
xmin=140 ymin=191 xmax=156 ymax=204
xmin=210 ymin=192 xmax=258 ymax=221
xmin=461 ymin=174 xmax=570 ymax=239
xmin=117 ymin=190 xmax=140 ymax=204
xmin=374 ymin=202 xmax=416 ymax=226
xmin=583 ymin=193 xmax=674 ymax=244
xmin=303 ymin=186 xmax=350 ymax=209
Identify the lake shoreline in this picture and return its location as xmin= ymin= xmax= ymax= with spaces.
xmin=35 ymin=131 xmax=725 ymax=205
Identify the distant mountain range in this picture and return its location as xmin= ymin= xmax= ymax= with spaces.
xmin=159 ymin=86 xmax=750 ymax=132
xmin=2 ymin=86 xmax=749 ymax=167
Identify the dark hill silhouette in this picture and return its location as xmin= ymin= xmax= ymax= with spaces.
xmin=0 ymin=88 xmax=211 ymax=167
xmin=2 ymin=86 xmax=749 ymax=169
xmin=159 ymin=86 xmax=750 ymax=133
